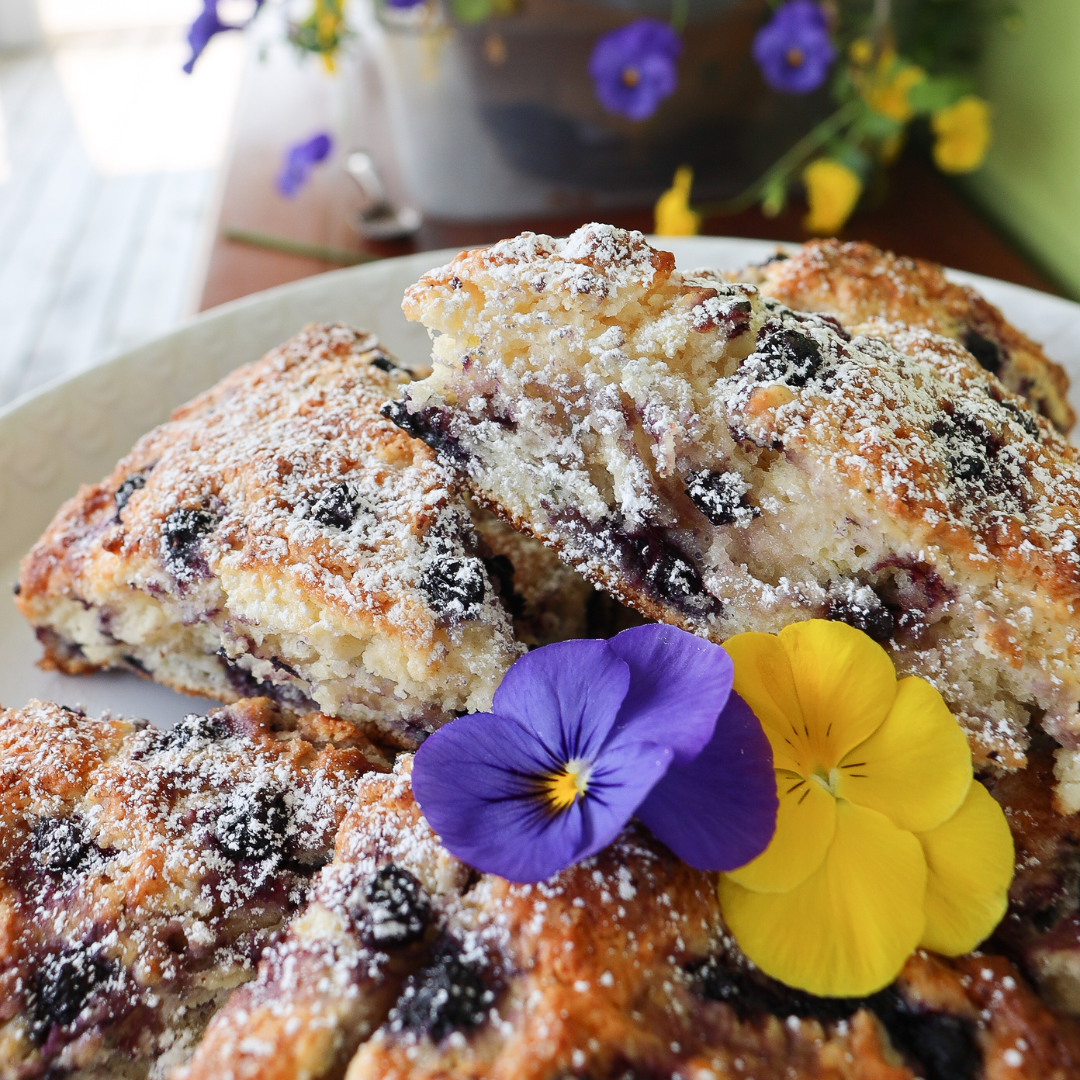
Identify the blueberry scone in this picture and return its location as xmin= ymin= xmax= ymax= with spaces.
xmin=15 ymin=324 xmax=551 ymax=748
xmin=731 ymin=239 xmax=1074 ymax=432
xmin=987 ymin=736 xmax=1080 ymax=1015
xmin=175 ymin=757 xmax=1080 ymax=1080
xmin=0 ymin=696 xmax=384 ymax=1080
xmin=392 ymin=224 xmax=1080 ymax=807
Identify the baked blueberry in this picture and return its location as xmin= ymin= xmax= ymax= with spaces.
xmin=365 ymin=864 xmax=430 ymax=946
xmin=826 ymin=582 xmax=896 ymax=642
xmin=749 ymin=325 xmax=824 ymax=388
xmin=419 ymin=555 xmax=487 ymax=618
xmin=214 ymin=788 xmax=289 ymax=861
xmin=392 ymin=938 xmax=492 ymax=1042
xmin=685 ymin=469 xmax=757 ymax=527
xmin=162 ymin=712 xmax=229 ymax=750
xmin=310 ymin=481 xmax=362 ymax=530
xmin=114 ymin=473 xmax=146 ymax=514
xmin=161 ymin=507 xmax=217 ymax=576
xmin=31 ymin=817 xmax=95 ymax=874
xmin=961 ymin=327 xmax=1005 ymax=376
xmin=25 ymin=946 xmax=114 ymax=1044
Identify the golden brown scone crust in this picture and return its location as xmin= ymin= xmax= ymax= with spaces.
xmin=394 ymin=224 xmax=1080 ymax=806
xmin=734 ymin=240 xmax=1075 ymax=432
xmin=15 ymin=324 xmax=526 ymax=748
xmin=0 ymin=697 xmax=384 ymax=1079
xmin=176 ymin=757 xmax=1080 ymax=1080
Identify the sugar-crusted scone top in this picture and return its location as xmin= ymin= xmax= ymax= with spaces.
xmin=398 ymin=223 xmax=1080 ymax=808
xmin=0 ymin=698 xmax=380 ymax=1075
xmin=17 ymin=325 xmax=524 ymax=744
xmin=177 ymin=756 xmax=1080 ymax=1080
xmin=728 ymin=238 xmax=1075 ymax=433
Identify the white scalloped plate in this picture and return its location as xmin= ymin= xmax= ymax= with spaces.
xmin=3 ymin=237 xmax=1080 ymax=726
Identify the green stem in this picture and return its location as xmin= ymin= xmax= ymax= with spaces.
xmin=693 ymin=99 xmax=863 ymax=216
xmin=670 ymin=0 xmax=689 ymax=33
xmin=221 ymin=227 xmax=382 ymax=266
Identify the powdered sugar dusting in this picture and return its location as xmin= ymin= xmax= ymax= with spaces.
xmin=18 ymin=324 xmax=524 ymax=744
xmin=0 ymin=697 xmax=377 ymax=1076
xmin=398 ymin=223 xmax=1080 ymax=799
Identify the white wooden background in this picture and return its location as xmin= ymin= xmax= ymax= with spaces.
xmin=0 ymin=0 xmax=245 ymax=408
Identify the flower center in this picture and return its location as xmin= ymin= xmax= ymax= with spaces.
xmin=542 ymin=759 xmax=592 ymax=812
xmin=811 ymin=765 xmax=839 ymax=796
xmin=621 ymin=66 xmax=642 ymax=88
xmin=785 ymin=47 xmax=805 ymax=69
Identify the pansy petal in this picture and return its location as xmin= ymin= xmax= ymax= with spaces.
xmin=492 ymin=639 xmax=630 ymax=763
xmin=723 ymin=768 xmax=835 ymax=892
xmin=719 ymin=800 xmax=927 ymax=998
xmin=723 ymin=632 xmax=804 ymax=773
xmin=780 ymin=620 xmax=898 ymax=765
xmin=636 ymin=693 xmax=777 ymax=871
xmin=917 ymin=781 xmax=1014 ymax=956
xmin=411 ymin=711 xmax=578 ymax=881
xmin=573 ymin=740 xmax=675 ymax=863
xmin=439 ymin=786 xmax=590 ymax=884
xmin=836 ymin=676 xmax=972 ymax=833
xmin=608 ymin=624 xmax=733 ymax=762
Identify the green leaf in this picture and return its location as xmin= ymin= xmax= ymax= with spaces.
xmin=826 ymin=139 xmax=871 ymax=180
xmin=907 ymin=74 xmax=973 ymax=115
xmin=851 ymin=109 xmax=904 ymax=141
xmin=761 ymin=176 xmax=788 ymax=217
xmin=451 ymin=0 xmax=492 ymax=23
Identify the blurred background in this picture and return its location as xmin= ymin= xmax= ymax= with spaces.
xmin=0 ymin=0 xmax=1076 ymax=409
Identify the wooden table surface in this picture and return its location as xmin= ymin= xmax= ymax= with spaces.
xmin=199 ymin=41 xmax=1056 ymax=313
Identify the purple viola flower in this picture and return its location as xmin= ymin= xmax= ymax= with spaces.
xmin=411 ymin=625 xmax=777 ymax=884
xmin=386 ymin=0 xmax=426 ymax=7
xmin=276 ymin=132 xmax=334 ymax=198
xmin=588 ymin=19 xmax=682 ymax=122
xmin=752 ymin=0 xmax=836 ymax=95
xmin=183 ymin=0 xmax=263 ymax=74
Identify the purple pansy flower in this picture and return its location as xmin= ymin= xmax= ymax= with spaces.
xmin=183 ymin=0 xmax=263 ymax=74
xmin=386 ymin=0 xmax=426 ymax=7
xmin=276 ymin=132 xmax=334 ymax=198
xmin=588 ymin=18 xmax=682 ymax=122
xmin=411 ymin=625 xmax=777 ymax=884
xmin=752 ymin=0 xmax=836 ymax=95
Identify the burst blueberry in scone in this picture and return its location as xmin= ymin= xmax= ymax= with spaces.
xmin=14 ymin=324 xmax=596 ymax=748
xmin=174 ymin=756 xmax=1080 ymax=1080
xmin=0 ymin=696 xmax=384 ymax=1080
xmin=730 ymin=239 xmax=1075 ymax=432
xmin=391 ymin=223 xmax=1080 ymax=809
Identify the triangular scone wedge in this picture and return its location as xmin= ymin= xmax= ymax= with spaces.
xmin=0 ymin=697 xmax=384 ymax=1078
xmin=728 ymin=239 xmax=1074 ymax=432
xmin=16 ymin=325 xmax=551 ymax=748
xmin=175 ymin=757 xmax=1080 ymax=1080
xmin=392 ymin=224 xmax=1080 ymax=808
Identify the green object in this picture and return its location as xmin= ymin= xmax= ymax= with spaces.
xmin=221 ymin=228 xmax=380 ymax=267
xmin=965 ymin=0 xmax=1080 ymax=297
xmin=451 ymin=0 xmax=492 ymax=24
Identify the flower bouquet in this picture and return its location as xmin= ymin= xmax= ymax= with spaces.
xmin=186 ymin=0 xmax=1006 ymax=229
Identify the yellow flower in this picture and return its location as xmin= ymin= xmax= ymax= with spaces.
xmin=848 ymin=37 xmax=873 ymax=67
xmin=802 ymin=159 xmax=861 ymax=235
xmin=718 ymin=621 xmax=1014 ymax=998
xmin=654 ymin=166 xmax=701 ymax=237
xmin=863 ymin=51 xmax=925 ymax=122
xmin=932 ymin=96 xmax=992 ymax=174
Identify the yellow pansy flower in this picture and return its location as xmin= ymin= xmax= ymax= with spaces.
xmin=654 ymin=166 xmax=702 ymax=237
xmin=802 ymin=159 xmax=861 ymax=235
xmin=857 ymin=49 xmax=924 ymax=122
xmin=848 ymin=37 xmax=873 ymax=67
xmin=932 ymin=96 xmax=992 ymax=174
xmin=718 ymin=621 xmax=1014 ymax=998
